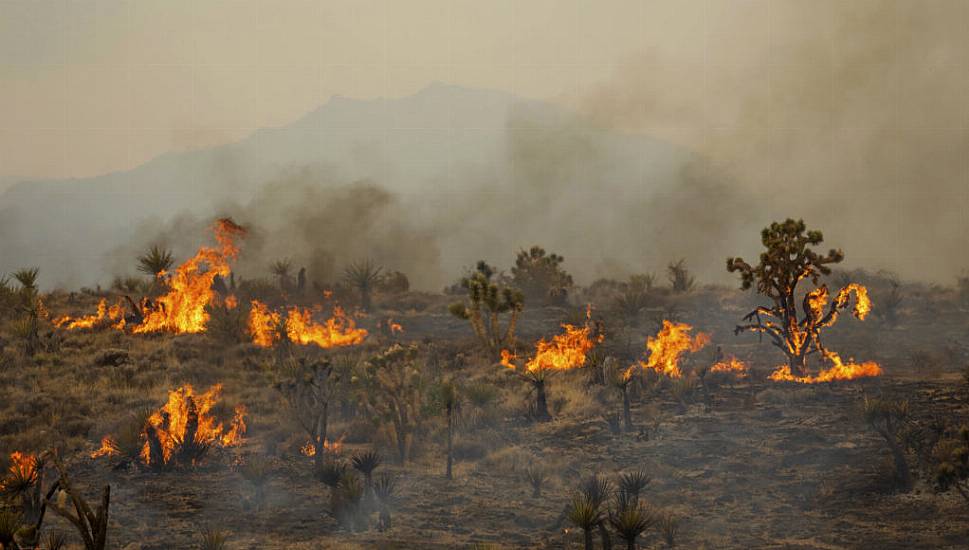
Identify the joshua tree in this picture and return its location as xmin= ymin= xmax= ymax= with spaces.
xmin=862 ymin=396 xmax=913 ymax=492
xmin=511 ymin=246 xmax=573 ymax=303
xmin=727 ymin=219 xmax=869 ymax=376
xmin=372 ymin=474 xmax=398 ymax=531
xmin=136 ymin=245 xmax=174 ymax=277
xmin=581 ymin=475 xmax=614 ymax=550
xmin=359 ymin=344 xmax=427 ymax=463
xmin=269 ymin=259 xmax=293 ymax=291
xmin=666 ymin=259 xmax=695 ymax=293
xmin=448 ymin=262 xmax=524 ymax=359
xmin=877 ymin=273 xmax=904 ymax=328
xmin=440 ymin=382 xmax=458 ymax=479
xmin=43 ymin=454 xmax=110 ymax=550
xmin=608 ymin=360 xmax=635 ymax=432
xmin=343 ymin=259 xmax=383 ymax=312
xmin=275 ymin=357 xmax=334 ymax=470
xmin=12 ymin=268 xmax=39 ymax=292
xmin=608 ymin=491 xmax=655 ymax=550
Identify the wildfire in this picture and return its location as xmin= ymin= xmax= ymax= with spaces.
xmin=134 ymin=218 xmax=247 ymax=334
xmin=284 ymin=306 xmax=368 ymax=349
xmin=92 ymin=384 xmax=246 ymax=466
xmin=248 ymin=300 xmax=282 ymax=348
xmin=53 ymin=298 xmax=126 ymax=330
xmin=1 ymin=451 xmax=38 ymax=490
xmin=502 ymin=323 xmax=601 ymax=375
xmin=710 ymin=356 xmax=749 ymax=378
xmin=384 ymin=318 xmax=404 ymax=334
xmin=300 ymin=434 xmax=346 ymax=456
xmin=224 ymin=294 xmax=238 ymax=310
xmin=769 ymin=351 xmax=882 ymax=384
xmin=641 ymin=320 xmax=710 ymax=378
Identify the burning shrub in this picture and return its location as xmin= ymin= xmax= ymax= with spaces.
xmin=448 ymin=261 xmax=524 ymax=360
xmin=248 ymin=301 xmax=367 ymax=350
xmin=500 ymin=323 xmax=601 ymax=422
xmin=93 ymin=384 xmax=246 ymax=470
xmin=358 ymin=344 xmax=428 ymax=463
xmin=640 ymin=321 xmax=709 ymax=379
xmin=511 ymin=246 xmax=573 ymax=304
xmin=275 ymin=357 xmax=334 ymax=469
xmin=666 ymin=259 xmax=695 ymax=293
xmin=862 ymin=396 xmax=913 ymax=492
xmin=728 ymin=219 xmax=882 ymax=383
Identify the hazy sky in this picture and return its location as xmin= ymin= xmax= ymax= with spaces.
xmin=2 ymin=1 xmax=968 ymax=281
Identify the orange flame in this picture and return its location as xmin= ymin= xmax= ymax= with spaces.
xmin=385 ymin=318 xmax=404 ymax=334
xmin=247 ymin=300 xmax=282 ymax=348
xmin=710 ymin=356 xmax=749 ymax=378
xmin=134 ymin=218 xmax=247 ymax=334
xmin=284 ymin=306 xmax=368 ymax=349
xmin=300 ymin=434 xmax=346 ymax=457
xmin=769 ymin=351 xmax=882 ymax=384
xmin=89 ymin=384 xmax=247 ymax=466
xmin=53 ymin=298 xmax=126 ymax=330
xmin=1 ymin=451 xmax=38 ymax=490
xmin=224 ymin=294 xmax=238 ymax=310
xmin=641 ymin=320 xmax=710 ymax=378
xmin=503 ymin=324 xmax=601 ymax=375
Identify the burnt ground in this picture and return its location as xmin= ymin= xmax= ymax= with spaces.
xmin=3 ymin=286 xmax=969 ymax=549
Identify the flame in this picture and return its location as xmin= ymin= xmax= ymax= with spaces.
xmin=90 ymin=436 xmax=119 ymax=459
xmin=710 ymin=356 xmax=749 ymax=378
xmin=1 ymin=452 xmax=38 ymax=490
xmin=386 ymin=318 xmax=403 ymax=334
xmin=300 ymin=434 xmax=346 ymax=456
xmin=769 ymin=351 xmax=882 ymax=384
xmin=224 ymin=294 xmax=238 ymax=310
xmin=53 ymin=298 xmax=126 ymax=330
xmin=247 ymin=300 xmax=282 ymax=348
xmin=284 ymin=306 xmax=367 ymax=349
xmin=640 ymin=321 xmax=710 ymax=378
xmin=503 ymin=324 xmax=601 ymax=375
xmin=134 ymin=218 xmax=247 ymax=334
xmin=90 ymin=384 xmax=246 ymax=466
xmin=837 ymin=283 xmax=871 ymax=320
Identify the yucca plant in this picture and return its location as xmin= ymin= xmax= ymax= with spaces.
xmin=239 ymin=457 xmax=273 ymax=511
xmin=12 ymin=267 xmax=39 ymax=291
xmin=567 ymin=493 xmax=604 ymax=550
xmin=351 ymin=450 xmax=382 ymax=510
xmin=372 ymin=474 xmax=398 ymax=531
xmin=315 ymin=460 xmax=347 ymax=489
xmin=269 ymin=259 xmax=293 ymax=291
xmin=334 ymin=472 xmax=366 ymax=531
xmin=136 ymin=245 xmax=174 ymax=277
xmin=618 ymin=469 xmax=651 ymax=500
xmin=198 ymin=526 xmax=229 ymax=550
xmin=608 ymin=492 xmax=656 ymax=550
xmin=11 ymin=314 xmax=41 ymax=357
xmin=0 ymin=509 xmax=22 ymax=548
xmin=660 ymin=510 xmax=680 ymax=548
xmin=44 ymin=530 xmax=69 ymax=550
xmin=343 ymin=259 xmax=383 ymax=312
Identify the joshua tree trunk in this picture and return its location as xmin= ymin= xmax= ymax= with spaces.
xmin=626 ymin=538 xmax=637 ymax=550
xmin=145 ymin=424 xmax=165 ymax=469
xmin=878 ymin=428 xmax=912 ymax=492
xmin=583 ymin=527 xmax=594 ymax=550
xmin=622 ymin=386 xmax=633 ymax=432
xmin=788 ymin=352 xmax=808 ymax=376
xmin=598 ymin=523 xmax=612 ymax=550
xmin=361 ymin=287 xmax=372 ymax=312
xmin=312 ymin=404 xmax=328 ymax=470
xmin=533 ymin=379 xmax=551 ymax=422
xmin=446 ymin=402 xmax=454 ymax=479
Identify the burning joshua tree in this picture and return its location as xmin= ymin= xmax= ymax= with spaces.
xmin=727 ymin=219 xmax=882 ymax=383
xmin=501 ymin=323 xmax=601 ymax=421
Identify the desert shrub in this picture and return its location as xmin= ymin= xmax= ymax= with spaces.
xmin=377 ymin=270 xmax=410 ymax=295
xmin=862 ymin=396 xmax=912 ymax=492
xmin=659 ymin=510 xmax=680 ymax=548
xmin=239 ymin=457 xmax=273 ymax=511
xmin=511 ymin=246 xmax=573 ymax=304
xmin=933 ymin=424 xmax=969 ymax=507
xmin=198 ymin=527 xmax=229 ymax=550
xmin=523 ymin=464 xmax=549 ymax=497
xmin=274 ymin=357 xmax=335 ymax=469
xmin=205 ymin=301 xmax=247 ymax=344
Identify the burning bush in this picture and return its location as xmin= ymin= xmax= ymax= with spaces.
xmin=92 ymin=384 xmax=246 ymax=470
xmin=640 ymin=321 xmax=709 ymax=379
xmin=500 ymin=323 xmax=601 ymax=421
xmin=727 ymin=219 xmax=882 ymax=383
xmin=247 ymin=301 xmax=367 ymax=350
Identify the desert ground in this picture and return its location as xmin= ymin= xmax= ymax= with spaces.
xmin=1 ymin=239 xmax=968 ymax=550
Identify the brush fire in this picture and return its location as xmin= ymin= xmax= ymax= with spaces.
xmin=641 ymin=320 xmax=710 ymax=378
xmin=92 ymin=384 xmax=246 ymax=467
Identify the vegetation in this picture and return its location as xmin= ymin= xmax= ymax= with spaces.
xmin=862 ymin=396 xmax=912 ymax=492
xmin=343 ymin=259 xmax=383 ymax=312
xmin=358 ymin=345 xmax=428 ymax=463
xmin=136 ymin=245 xmax=174 ymax=277
xmin=448 ymin=261 xmax=524 ymax=359
xmin=511 ymin=246 xmax=573 ymax=304
xmin=667 ymin=259 xmax=695 ymax=293
xmin=275 ymin=357 xmax=335 ymax=469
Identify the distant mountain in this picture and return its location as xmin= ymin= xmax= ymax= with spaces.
xmin=0 ymin=83 xmax=753 ymax=290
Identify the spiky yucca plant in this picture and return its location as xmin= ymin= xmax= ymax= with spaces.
xmin=269 ymin=259 xmax=293 ymax=291
xmin=198 ymin=526 xmax=229 ymax=550
xmin=659 ymin=510 xmax=680 ymax=548
xmin=343 ymin=259 xmax=383 ymax=312
xmin=524 ymin=465 xmax=549 ymax=497
xmin=567 ymin=493 xmax=604 ymax=550
xmin=12 ymin=268 xmax=39 ymax=291
xmin=608 ymin=492 xmax=656 ymax=550
xmin=618 ymin=469 xmax=651 ymax=500
xmin=373 ymin=474 xmax=398 ymax=531
xmin=136 ymin=245 xmax=174 ymax=277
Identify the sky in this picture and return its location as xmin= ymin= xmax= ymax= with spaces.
xmin=1 ymin=1 xmax=968 ymax=282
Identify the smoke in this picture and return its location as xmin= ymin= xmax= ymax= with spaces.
xmin=573 ymin=2 xmax=969 ymax=283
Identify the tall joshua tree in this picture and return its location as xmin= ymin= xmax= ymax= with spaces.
xmin=727 ymin=219 xmax=869 ymax=376
xmin=343 ymin=260 xmax=383 ymax=312
xmin=448 ymin=261 xmax=524 ymax=359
